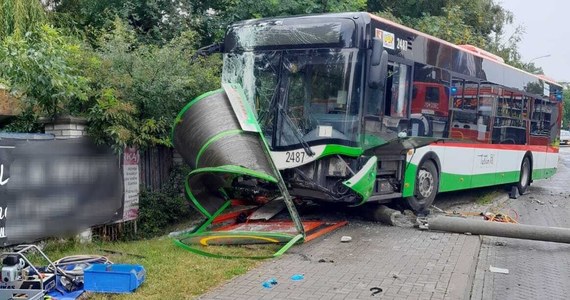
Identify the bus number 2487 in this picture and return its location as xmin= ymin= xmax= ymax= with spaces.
xmin=285 ymin=151 xmax=305 ymax=163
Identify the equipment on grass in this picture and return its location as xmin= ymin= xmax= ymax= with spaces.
xmin=0 ymin=245 xmax=59 ymax=292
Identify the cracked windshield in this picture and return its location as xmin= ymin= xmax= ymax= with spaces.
xmin=223 ymin=49 xmax=360 ymax=148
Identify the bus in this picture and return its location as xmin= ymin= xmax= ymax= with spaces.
xmin=218 ymin=12 xmax=564 ymax=213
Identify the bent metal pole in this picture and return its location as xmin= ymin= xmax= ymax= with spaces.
xmin=428 ymin=216 xmax=570 ymax=244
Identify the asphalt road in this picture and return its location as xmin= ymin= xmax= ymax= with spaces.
xmin=470 ymin=145 xmax=570 ymax=300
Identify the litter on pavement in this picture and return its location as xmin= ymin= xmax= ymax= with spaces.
xmin=489 ymin=265 xmax=510 ymax=274
xmin=290 ymin=274 xmax=304 ymax=281
xmin=262 ymin=278 xmax=278 ymax=288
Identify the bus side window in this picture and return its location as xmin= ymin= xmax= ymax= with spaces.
xmin=548 ymin=102 xmax=561 ymax=144
xmin=449 ymin=78 xmax=479 ymax=141
xmin=476 ymin=83 xmax=494 ymax=143
xmin=492 ymin=89 xmax=526 ymax=145
xmin=531 ymin=98 xmax=545 ymax=135
xmin=383 ymin=62 xmax=411 ymax=133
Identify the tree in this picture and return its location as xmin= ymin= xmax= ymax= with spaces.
xmin=0 ymin=0 xmax=47 ymax=40
xmin=368 ymin=0 xmax=540 ymax=71
xmin=192 ymin=0 xmax=367 ymax=45
xmin=413 ymin=5 xmax=486 ymax=47
xmin=84 ymin=19 xmax=222 ymax=151
xmin=368 ymin=0 xmax=513 ymax=44
xmin=48 ymin=0 xmax=199 ymax=45
xmin=0 ymin=25 xmax=90 ymax=119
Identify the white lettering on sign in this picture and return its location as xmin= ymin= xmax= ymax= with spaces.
xmin=0 ymin=164 xmax=8 ymax=186
xmin=122 ymin=147 xmax=140 ymax=221
xmin=478 ymin=154 xmax=495 ymax=166
xmin=396 ymin=38 xmax=409 ymax=51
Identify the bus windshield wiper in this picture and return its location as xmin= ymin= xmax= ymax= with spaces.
xmin=277 ymin=104 xmax=315 ymax=157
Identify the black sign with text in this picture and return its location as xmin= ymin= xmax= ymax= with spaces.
xmin=0 ymin=137 xmax=123 ymax=246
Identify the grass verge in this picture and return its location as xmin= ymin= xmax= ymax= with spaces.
xmin=475 ymin=188 xmax=502 ymax=206
xmin=38 ymin=237 xmax=279 ymax=299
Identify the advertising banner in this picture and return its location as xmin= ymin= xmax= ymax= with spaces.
xmin=122 ymin=147 xmax=140 ymax=221
xmin=0 ymin=136 xmax=123 ymax=246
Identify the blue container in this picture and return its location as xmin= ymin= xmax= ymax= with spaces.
xmin=84 ymin=264 xmax=146 ymax=294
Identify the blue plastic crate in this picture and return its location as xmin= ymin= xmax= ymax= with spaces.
xmin=84 ymin=264 xmax=146 ymax=294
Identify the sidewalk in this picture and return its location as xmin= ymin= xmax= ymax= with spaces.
xmin=198 ymin=221 xmax=481 ymax=300
xmin=470 ymin=148 xmax=570 ymax=300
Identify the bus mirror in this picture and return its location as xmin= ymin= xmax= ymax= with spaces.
xmin=370 ymin=38 xmax=383 ymax=65
xmin=369 ymin=38 xmax=388 ymax=90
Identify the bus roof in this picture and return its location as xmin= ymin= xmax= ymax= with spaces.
xmin=368 ymin=13 xmax=562 ymax=89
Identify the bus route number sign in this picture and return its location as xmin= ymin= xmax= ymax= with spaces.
xmin=285 ymin=151 xmax=305 ymax=164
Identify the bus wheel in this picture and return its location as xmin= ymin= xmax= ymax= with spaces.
xmin=405 ymin=160 xmax=439 ymax=214
xmin=517 ymin=156 xmax=531 ymax=195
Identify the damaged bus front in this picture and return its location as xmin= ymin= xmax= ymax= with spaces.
xmin=220 ymin=13 xmax=402 ymax=207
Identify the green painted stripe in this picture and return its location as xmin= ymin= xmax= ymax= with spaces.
xmin=170 ymin=88 xmax=224 ymax=142
xmin=403 ymin=163 xmax=557 ymax=197
xmin=360 ymin=134 xmax=387 ymax=149
xmin=173 ymin=232 xmax=299 ymax=259
xmin=273 ymin=234 xmax=304 ymax=257
xmin=194 ymin=201 xmax=231 ymax=234
xmin=184 ymin=176 xmax=212 ymax=218
xmin=533 ymin=167 xmax=557 ymax=180
xmin=402 ymin=163 xmax=417 ymax=197
xmin=184 ymin=165 xmax=278 ymax=218
xmin=188 ymin=165 xmax=278 ymax=184
xmin=344 ymin=156 xmax=378 ymax=205
xmin=320 ymin=144 xmax=363 ymax=158
xmin=178 ymin=229 xmax=297 ymax=243
xmin=195 ymin=129 xmax=244 ymax=166
xmin=439 ymin=172 xmax=473 ymax=192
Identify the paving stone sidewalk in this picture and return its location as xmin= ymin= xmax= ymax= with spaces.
xmin=198 ymin=222 xmax=481 ymax=300
xmin=470 ymin=148 xmax=570 ymax=300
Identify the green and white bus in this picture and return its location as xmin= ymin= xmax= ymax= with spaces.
xmin=220 ymin=12 xmax=564 ymax=213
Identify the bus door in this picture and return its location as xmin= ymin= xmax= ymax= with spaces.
xmin=362 ymin=57 xmax=413 ymax=149
xmin=529 ymin=97 xmax=549 ymax=177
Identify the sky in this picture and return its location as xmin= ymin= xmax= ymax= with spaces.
xmin=497 ymin=0 xmax=570 ymax=82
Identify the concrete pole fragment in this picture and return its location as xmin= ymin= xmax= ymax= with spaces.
xmin=429 ymin=216 xmax=570 ymax=244
xmin=372 ymin=205 xmax=413 ymax=227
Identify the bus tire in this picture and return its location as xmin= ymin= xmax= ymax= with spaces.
xmin=405 ymin=160 xmax=439 ymax=214
xmin=517 ymin=156 xmax=531 ymax=195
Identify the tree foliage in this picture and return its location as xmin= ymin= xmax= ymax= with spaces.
xmin=0 ymin=25 xmax=89 ymax=118
xmin=83 ymin=19 xmax=221 ymax=151
xmin=0 ymin=0 xmax=46 ymax=40
xmin=0 ymin=0 xmax=557 ymax=151
xmin=413 ymin=6 xmax=486 ymax=48
xmin=369 ymin=0 xmax=523 ymax=66
xmin=47 ymin=0 xmax=197 ymax=44
xmin=368 ymin=0 xmax=512 ymax=43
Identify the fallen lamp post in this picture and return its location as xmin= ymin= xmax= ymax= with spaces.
xmin=428 ymin=216 xmax=570 ymax=244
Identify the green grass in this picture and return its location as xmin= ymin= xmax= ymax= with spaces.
xmin=475 ymin=189 xmax=502 ymax=206
xmin=37 ymin=237 xmax=279 ymax=300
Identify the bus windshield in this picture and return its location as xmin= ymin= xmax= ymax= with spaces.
xmin=222 ymin=48 xmax=361 ymax=149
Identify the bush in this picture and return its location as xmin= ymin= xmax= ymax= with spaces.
xmin=134 ymin=165 xmax=195 ymax=239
